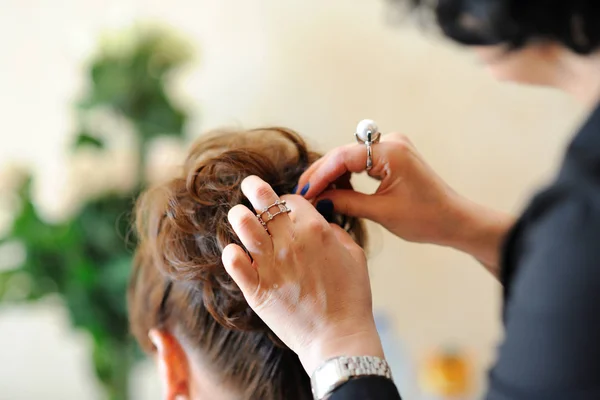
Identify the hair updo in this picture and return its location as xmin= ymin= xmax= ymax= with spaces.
xmin=128 ymin=127 xmax=366 ymax=400
xmin=392 ymin=0 xmax=600 ymax=54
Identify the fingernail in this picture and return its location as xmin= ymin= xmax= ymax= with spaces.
xmin=292 ymin=184 xmax=298 ymax=194
xmin=316 ymin=199 xmax=334 ymax=222
xmin=300 ymin=183 xmax=310 ymax=196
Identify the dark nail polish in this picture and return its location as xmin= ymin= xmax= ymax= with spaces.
xmin=292 ymin=185 xmax=298 ymax=194
xmin=316 ymin=199 xmax=334 ymax=222
xmin=300 ymin=183 xmax=310 ymax=196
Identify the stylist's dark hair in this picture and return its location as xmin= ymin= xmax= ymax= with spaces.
xmin=128 ymin=127 xmax=366 ymax=400
xmin=391 ymin=0 xmax=600 ymax=54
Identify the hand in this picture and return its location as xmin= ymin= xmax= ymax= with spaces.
xmin=297 ymin=133 xmax=514 ymax=276
xmin=222 ymin=176 xmax=385 ymax=375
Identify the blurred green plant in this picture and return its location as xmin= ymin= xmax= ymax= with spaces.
xmin=0 ymin=24 xmax=192 ymax=400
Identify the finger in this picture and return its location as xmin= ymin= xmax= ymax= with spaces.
xmin=297 ymin=143 xmax=358 ymax=199
xmin=222 ymin=243 xmax=259 ymax=297
xmin=317 ymin=189 xmax=382 ymax=222
xmin=299 ymin=133 xmax=410 ymax=199
xmin=296 ymin=156 xmax=326 ymax=194
xmin=228 ymin=204 xmax=272 ymax=263
xmin=241 ymin=175 xmax=293 ymax=248
xmin=297 ymin=162 xmax=353 ymax=194
xmin=383 ymin=131 xmax=413 ymax=145
xmin=300 ymin=143 xmax=382 ymax=199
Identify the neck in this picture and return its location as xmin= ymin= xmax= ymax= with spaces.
xmin=189 ymin=357 xmax=238 ymax=400
xmin=557 ymin=50 xmax=600 ymax=108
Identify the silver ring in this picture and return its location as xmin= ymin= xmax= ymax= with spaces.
xmin=256 ymin=199 xmax=291 ymax=230
xmin=355 ymin=119 xmax=381 ymax=171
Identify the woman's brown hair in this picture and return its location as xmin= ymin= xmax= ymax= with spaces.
xmin=128 ymin=127 xmax=366 ymax=400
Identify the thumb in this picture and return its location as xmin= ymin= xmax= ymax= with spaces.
xmin=222 ymin=244 xmax=259 ymax=298
xmin=318 ymin=189 xmax=383 ymax=222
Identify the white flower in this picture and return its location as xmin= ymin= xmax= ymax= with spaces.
xmin=36 ymin=145 xmax=138 ymax=223
xmin=145 ymin=137 xmax=187 ymax=185
xmin=84 ymin=106 xmax=137 ymax=149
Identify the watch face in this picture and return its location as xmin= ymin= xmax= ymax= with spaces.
xmin=312 ymin=359 xmax=350 ymax=399
xmin=313 ymin=361 xmax=336 ymax=398
xmin=319 ymin=360 xmax=342 ymax=383
xmin=312 ymin=356 xmax=391 ymax=399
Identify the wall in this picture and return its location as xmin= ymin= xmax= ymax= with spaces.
xmin=0 ymin=0 xmax=585 ymax=399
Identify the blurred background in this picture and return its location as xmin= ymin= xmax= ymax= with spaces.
xmin=0 ymin=0 xmax=587 ymax=399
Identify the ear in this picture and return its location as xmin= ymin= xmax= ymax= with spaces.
xmin=149 ymin=329 xmax=191 ymax=400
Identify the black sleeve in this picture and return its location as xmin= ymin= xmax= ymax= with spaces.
xmin=486 ymin=191 xmax=600 ymax=400
xmin=329 ymin=376 xmax=402 ymax=400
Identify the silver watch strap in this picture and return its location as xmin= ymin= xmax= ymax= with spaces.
xmin=311 ymin=355 xmax=393 ymax=400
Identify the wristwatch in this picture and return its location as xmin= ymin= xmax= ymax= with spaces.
xmin=310 ymin=355 xmax=393 ymax=400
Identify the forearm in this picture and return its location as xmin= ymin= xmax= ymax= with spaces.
xmin=444 ymin=196 xmax=516 ymax=279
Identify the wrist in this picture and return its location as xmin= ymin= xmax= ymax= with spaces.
xmin=443 ymin=195 xmax=515 ymax=277
xmin=300 ymin=320 xmax=385 ymax=376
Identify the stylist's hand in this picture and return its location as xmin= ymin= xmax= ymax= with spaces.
xmin=298 ymin=133 xmax=513 ymax=274
xmin=223 ymin=176 xmax=384 ymax=375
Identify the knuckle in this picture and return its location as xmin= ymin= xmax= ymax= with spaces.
xmin=389 ymin=139 xmax=412 ymax=156
xmin=229 ymin=254 xmax=246 ymax=272
xmin=330 ymin=147 xmax=347 ymax=164
xmin=307 ymin=217 xmax=327 ymax=235
xmin=228 ymin=205 xmax=248 ymax=225
xmin=237 ymin=212 xmax=258 ymax=231
xmin=387 ymin=132 xmax=411 ymax=144
xmin=255 ymin=182 xmax=274 ymax=200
